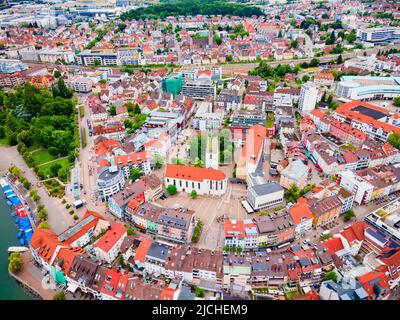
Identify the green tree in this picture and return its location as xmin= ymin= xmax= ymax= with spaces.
xmin=50 ymin=163 xmax=62 ymax=177
xmin=109 ymin=105 xmax=116 ymax=116
xmin=130 ymin=168 xmax=142 ymax=181
xmin=53 ymin=291 xmax=65 ymax=300
xmin=38 ymin=221 xmax=50 ymax=229
xmin=8 ymin=252 xmax=23 ymax=273
xmin=343 ymin=209 xmax=356 ymax=222
xmin=191 ymin=190 xmax=198 ymax=199
xmin=323 ymin=271 xmax=338 ymax=283
xmin=393 ymin=97 xmax=400 ymax=107
xmin=388 ymin=132 xmax=400 ymax=150
xmin=167 ymin=184 xmax=177 ymax=196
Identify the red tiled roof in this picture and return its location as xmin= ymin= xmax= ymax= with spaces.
xmin=321 ymin=237 xmax=344 ymax=255
xmin=94 ymin=223 xmax=126 ymax=253
xmin=165 ymin=164 xmax=226 ymax=182
xmin=134 ymin=238 xmax=153 ymax=264
xmin=289 ymin=203 xmax=313 ymax=225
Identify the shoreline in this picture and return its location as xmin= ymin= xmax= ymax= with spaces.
xmin=8 ymin=270 xmax=43 ymax=300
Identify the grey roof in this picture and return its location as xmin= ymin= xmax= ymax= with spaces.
xmin=146 ymin=242 xmax=172 ymax=262
xmin=251 ymin=182 xmax=283 ymax=196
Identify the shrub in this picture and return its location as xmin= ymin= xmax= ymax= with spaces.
xmin=166 ymin=184 xmax=177 ymax=196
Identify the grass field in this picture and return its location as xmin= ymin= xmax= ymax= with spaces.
xmin=37 ymin=158 xmax=70 ymax=181
xmin=27 ymin=140 xmax=41 ymax=152
xmin=31 ymin=149 xmax=56 ymax=166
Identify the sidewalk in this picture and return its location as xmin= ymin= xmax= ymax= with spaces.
xmin=10 ymin=251 xmax=56 ymax=300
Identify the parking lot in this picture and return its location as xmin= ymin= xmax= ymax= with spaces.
xmin=155 ymin=182 xmax=249 ymax=250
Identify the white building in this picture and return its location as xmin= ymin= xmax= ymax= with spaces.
xmin=299 ymin=82 xmax=318 ymax=114
xmin=93 ymin=223 xmax=127 ymax=264
xmin=96 ymin=166 xmax=125 ymax=200
xmin=165 ymin=164 xmax=227 ymax=196
xmin=338 ymin=170 xmax=374 ymax=205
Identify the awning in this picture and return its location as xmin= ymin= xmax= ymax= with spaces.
xmin=67 ymin=283 xmax=79 ymax=293
xmin=241 ymin=200 xmax=254 ymax=214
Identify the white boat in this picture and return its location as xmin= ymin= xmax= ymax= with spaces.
xmin=8 ymin=246 xmax=29 ymax=254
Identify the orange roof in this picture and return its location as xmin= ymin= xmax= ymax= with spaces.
xmin=358 ymin=271 xmax=390 ymax=298
xmin=315 ymin=72 xmax=334 ymax=80
xmin=53 ymin=247 xmax=85 ymax=274
xmin=165 ymin=164 xmax=226 ymax=182
xmin=30 ymin=228 xmax=60 ymax=264
xmin=310 ymin=109 xmax=326 ymax=119
xmin=336 ymin=100 xmax=400 ymax=134
xmin=134 ymin=237 xmax=153 ymax=264
xmin=94 ymin=223 xmax=126 ymax=253
xmin=160 ymin=287 xmax=177 ymax=300
xmin=224 ymin=220 xmax=245 ymax=238
xmin=238 ymin=124 xmax=267 ymax=166
xmin=340 ymin=221 xmax=365 ymax=244
xmin=321 ymin=237 xmax=344 ymax=255
xmin=114 ymin=151 xmax=152 ymax=167
xmin=289 ymin=203 xmax=313 ymax=225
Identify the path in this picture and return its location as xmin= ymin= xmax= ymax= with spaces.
xmin=0 ymin=146 xmax=71 ymax=234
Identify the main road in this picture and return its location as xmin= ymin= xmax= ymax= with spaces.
xmin=220 ymin=42 xmax=400 ymax=76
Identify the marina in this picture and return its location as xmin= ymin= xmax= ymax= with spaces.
xmin=0 ymin=177 xmax=35 ymax=246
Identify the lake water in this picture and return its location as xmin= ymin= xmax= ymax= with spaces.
xmin=0 ymin=191 xmax=32 ymax=300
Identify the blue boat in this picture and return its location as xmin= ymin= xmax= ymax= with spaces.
xmin=19 ymin=238 xmax=25 ymax=246
xmin=17 ymin=232 xmax=23 ymax=239
xmin=7 ymin=200 xmax=12 ymax=206
xmin=15 ymin=217 xmax=20 ymax=223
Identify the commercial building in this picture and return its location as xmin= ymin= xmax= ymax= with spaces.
xmin=247 ymin=179 xmax=284 ymax=211
xmin=96 ymin=166 xmax=125 ymax=200
xmin=224 ymin=219 xmax=258 ymax=250
xmin=127 ymin=203 xmax=196 ymax=244
xmin=358 ymin=27 xmax=400 ymax=44
xmin=77 ymin=50 xmax=118 ymax=66
xmin=337 ymin=76 xmax=400 ymax=101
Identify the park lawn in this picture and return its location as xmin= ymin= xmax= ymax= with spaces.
xmin=37 ymin=158 xmax=70 ymax=181
xmin=31 ymin=149 xmax=56 ymax=166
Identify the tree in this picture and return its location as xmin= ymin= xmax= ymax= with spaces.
xmin=48 ymin=146 xmax=59 ymax=157
xmin=58 ymin=167 xmax=69 ymax=182
xmin=154 ymin=154 xmax=164 ymax=169
xmin=50 ymin=163 xmax=62 ymax=177
xmin=38 ymin=221 xmax=50 ymax=229
xmin=167 ymin=184 xmax=177 ymax=196
xmin=191 ymin=190 xmax=198 ymax=199
xmin=8 ymin=252 xmax=23 ymax=273
xmin=323 ymin=271 xmax=338 ymax=283
xmin=343 ymin=209 xmax=356 ymax=222
xmin=130 ymin=168 xmax=142 ymax=181
xmin=38 ymin=208 xmax=48 ymax=221
xmin=393 ymin=97 xmax=400 ymax=107
xmin=336 ymin=54 xmax=343 ymax=64
xmin=109 ymin=105 xmax=116 ymax=116
xmin=388 ymin=132 xmax=400 ymax=150
xmin=285 ymin=183 xmax=300 ymax=203
xmin=290 ymin=39 xmax=298 ymax=49
xmin=226 ymin=55 xmax=233 ymax=62
xmin=53 ymin=291 xmax=65 ymax=300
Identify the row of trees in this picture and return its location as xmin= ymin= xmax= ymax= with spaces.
xmin=120 ymin=0 xmax=264 ymax=21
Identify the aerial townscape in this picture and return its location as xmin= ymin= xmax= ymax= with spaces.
xmin=1 ymin=0 xmax=400 ymax=304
